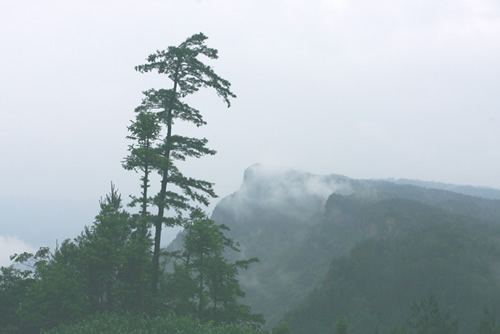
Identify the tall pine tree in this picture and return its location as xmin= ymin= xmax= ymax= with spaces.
xmin=130 ymin=33 xmax=236 ymax=298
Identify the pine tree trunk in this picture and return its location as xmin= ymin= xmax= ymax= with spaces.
xmin=150 ymin=96 xmax=175 ymax=299
xmin=150 ymin=68 xmax=179 ymax=299
xmin=198 ymin=252 xmax=204 ymax=320
xmin=138 ymin=162 xmax=149 ymax=313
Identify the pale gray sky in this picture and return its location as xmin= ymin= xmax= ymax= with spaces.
xmin=1 ymin=0 xmax=500 ymax=265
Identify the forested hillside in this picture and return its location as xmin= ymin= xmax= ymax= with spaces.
xmin=172 ymin=165 xmax=500 ymax=329
xmin=285 ymin=212 xmax=500 ymax=333
xmin=3 ymin=162 xmax=500 ymax=333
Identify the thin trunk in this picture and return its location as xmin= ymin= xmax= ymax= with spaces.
xmin=138 ymin=160 xmax=149 ymax=313
xmin=198 ymin=252 xmax=204 ymax=320
xmin=141 ymin=162 xmax=149 ymax=217
xmin=151 ymin=68 xmax=179 ymax=298
xmin=106 ymin=281 xmax=113 ymax=311
xmin=213 ymin=289 xmax=218 ymax=324
xmin=150 ymin=157 xmax=168 ymax=298
xmin=151 ymin=203 xmax=164 ymax=295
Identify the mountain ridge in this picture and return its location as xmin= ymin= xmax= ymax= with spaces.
xmin=167 ymin=164 xmax=500 ymax=328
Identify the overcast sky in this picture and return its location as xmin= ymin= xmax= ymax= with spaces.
xmin=1 ymin=0 xmax=499 ymax=265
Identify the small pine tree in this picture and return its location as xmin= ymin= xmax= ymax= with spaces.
xmin=476 ymin=308 xmax=500 ymax=334
xmin=336 ymin=315 xmax=348 ymax=334
xmin=165 ymin=209 xmax=263 ymax=325
xmin=406 ymin=295 xmax=458 ymax=334
xmin=272 ymin=324 xmax=291 ymax=334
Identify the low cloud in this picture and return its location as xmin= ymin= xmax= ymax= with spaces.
xmin=0 ymin=235 xmax=36 ymax=267
xmin=240 ymin=163 xmax=353 ymax=204
xmin=217 ymin=164 xmax=354 ymax=225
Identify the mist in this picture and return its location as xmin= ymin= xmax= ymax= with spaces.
xmin=1 ymin=1 xmax=500 ymax=332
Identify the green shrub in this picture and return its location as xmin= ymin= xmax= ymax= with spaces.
xmin=44 ymin=313 xmax=267 ymax=334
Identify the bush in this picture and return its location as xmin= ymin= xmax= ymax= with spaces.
xmin=43 ymin=313 xmax=266 ymax=334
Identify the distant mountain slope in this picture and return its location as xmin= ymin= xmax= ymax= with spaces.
xmin=167 ymin=165 xmax=500 ymax=328
xmin=285 ymin=221 xmax=500 ymax=334
xmin=208 ymin=165 xmax=355 ymax=325
xmin=384 ymin=178 xmax=500 ymax=200
xmin=350 ymin=179 xmax=500 ymax=223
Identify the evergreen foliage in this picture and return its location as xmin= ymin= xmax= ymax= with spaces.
xmin=476 ymin=309 xmax=500 ymax=334
xmin=43 ymin=313 xmax=266 ymax=334
xmin=1 ymin=246 xmax=88 ymax=333
xmin=164 ymin=210 xmax=263 ymax=325
xmin=0 ymin=185 xmax=141 ymax=332
xmin=336 ymin=315 xmax=349 ymax=334
xmin=129 ymin=32 xmax=236 ymax=298
xmin=204 ymin=168 xmax=500 ymax=327
xmin=0 ymin=187 xmax=260 ymax=333
xmin=406 ymin=295 xmax=458 ymax=334
xmin=77 ymin=184 xmax=136 ymax=312
xmin=284 ymin=220 xmax=500 ymax=334
xmin=122 ymin=110 xmax=159 ymax=311
xmin=271 ymin=324 xmax=291 ymax=334
xmin=0 ymin=34 xmax=252 ymax=333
